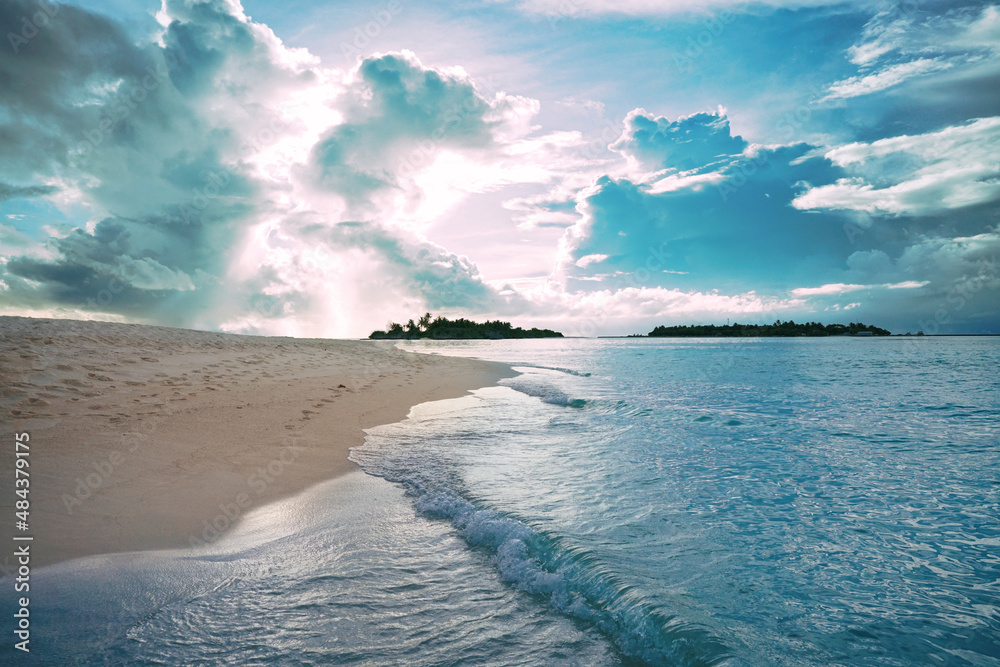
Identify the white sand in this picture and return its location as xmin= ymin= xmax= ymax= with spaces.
xmin=0 ymin=316 xmax=513 ymax=567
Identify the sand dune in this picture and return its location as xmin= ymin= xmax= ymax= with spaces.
xmin=0 ymin=316 xmax=513 ymax=567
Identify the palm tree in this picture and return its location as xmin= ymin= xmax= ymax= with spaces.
xmin=418 ymin=312 xmax=432 ymax=330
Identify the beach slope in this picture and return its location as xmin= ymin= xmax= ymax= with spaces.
xmin=0 ymin=316 xmax=513 ymax=567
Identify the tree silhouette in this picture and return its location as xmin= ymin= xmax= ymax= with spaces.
xmin=648 ymin=320 xmax=890 ymax=337
xmin=369 ymin=314 xmax=563 ymax=339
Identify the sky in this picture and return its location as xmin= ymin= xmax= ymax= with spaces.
xmin=1 ymin=0 xmax=998 ymax=337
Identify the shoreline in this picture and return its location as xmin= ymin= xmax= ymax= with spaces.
xmin=0 ymin=316 xmax=515 ymax=567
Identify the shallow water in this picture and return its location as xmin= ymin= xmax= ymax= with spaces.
xmin=22 ymin=472 xmax=617 ymax=665
xmin=12 ymin=337 xmax=1000 ymax=665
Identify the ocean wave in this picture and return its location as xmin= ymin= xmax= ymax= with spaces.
xmin=502 ymin=376 xmax=589 ymax=408
xmin=352 ymin=450 xmax=733 ymax=665
xmin=513 ymin=363 xmax=593 ymax=377
xmin=501 ymin=377 xmax=650 ymax=418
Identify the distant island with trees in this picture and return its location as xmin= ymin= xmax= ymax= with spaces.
xmin=370 ymin=314 xmax=564 ymax=340
xmin=643 ymin=320 xmax=892 ymax=337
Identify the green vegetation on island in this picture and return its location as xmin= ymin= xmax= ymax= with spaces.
xmin=645 ymin=320 xmax=891 ymax=337
xmin=370 ymin=313 xmax=564 ymax=340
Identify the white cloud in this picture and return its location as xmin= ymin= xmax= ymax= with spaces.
xmin=849 ymin=4 xmax=1000 ymax=65
xmin=610 ymin=108 xmax=746 ymax=172
xmin=820 ymin=58 xmax=953 ymax=101
xmin=791 ymin=280 xmax=928 ymax=297
xmin=793 ymin=117 xmax=1000 ymax=215
xmin=575 ymin=253 xmax=608 ymax=268
xmin=519 ymin=283 xmax=805 ymax=335
xmin=791 ymin=283 xmax=866 ymax=296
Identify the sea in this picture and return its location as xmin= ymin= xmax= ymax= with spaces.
xmin=16 ymin=337 xmax=1000 ymax=665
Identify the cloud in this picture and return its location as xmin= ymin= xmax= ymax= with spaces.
xmin=790 ymin=283 xmax=866 ymax=296
xmin=557 ymin=139 xmax=849 ymax=292
xmin=516 ymin=283 xmax=806 ymax=336
xmin=848 ymin=4 xmax=1000 ymax=67
xmin=211 ymin=216 xmax=524 ymax=337
xmin=789 ymin=280 xmax=926 ymax=296
xmin=115 ymin=256 xmax=197 ymax=291
xmin=820 ymin=58 xmax=953 ymax=101
xmin=793 ymin=117 xmax=1000 ymax=215
xmin=0 ymin=224 xmax=33 ymax=245
xmin=296 ymin=220 xmax=512 ymax=312
xmin=492 ymin=0 xmax=873 ymax=17
xmin=309 ymin=51 xmax=507 ymax=209
xmin=823 ymin=230 xmax=1000 ymax=331
xmin=610 ymin=109 xmax=747 ymax=172
xmin=0 ymin=183 xmax=58 ymax=202
xmin=1 ymin=0 xmax=997 ymax=336
xmin=547 ymin=104 xmax=998 ymax=332
xmin=830 ymin=2 xmax=1000 ymax=121
xmin=821 ymin=3 xmax=1000 ymax=140
xmin=0 ymin=0 xmax=162 ymax=179
xmin=0 ymin=0 xmax=306 ymax=326
xmin=575 ymin=253 xmax=608 ymax=268
xmin=0 ymin=0 xmax=544 ymax=335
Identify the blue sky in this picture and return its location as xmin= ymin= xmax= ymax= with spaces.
xmin=1 ymin=0 xmax=998 ymax=336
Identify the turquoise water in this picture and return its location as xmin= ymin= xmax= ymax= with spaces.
xmin=15 ymin=338 xmax=1000 ymax=665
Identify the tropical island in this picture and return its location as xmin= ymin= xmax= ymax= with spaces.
xmin=369 ymin=314 xmax=564 ymax=340
xmin=643 ymin=320 xmax=891 ymax=337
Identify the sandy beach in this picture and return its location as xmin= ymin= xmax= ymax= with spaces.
xmin=0 ymin=316 xmax=514 ymax=567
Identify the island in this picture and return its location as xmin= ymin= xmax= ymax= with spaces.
xmin=369 ymin=314 xmax=564 ymax=340
xmin=644 ymin=320 xmax=891 ymax=337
